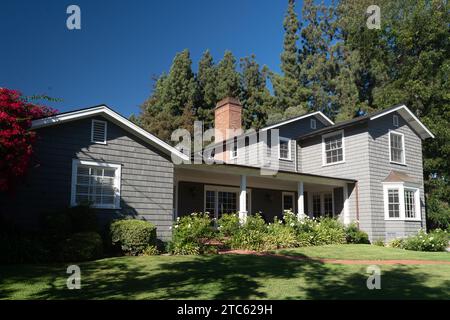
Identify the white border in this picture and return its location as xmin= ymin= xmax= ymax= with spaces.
xmin=382 ymin=182 xmax=421 ymax=221
xmin=71 ymin=159 xmax=122 ymax=209
xmin=204 ymin=185 xmax=252 ymax=219
xmin=388 ymin=130 xmax=406 ymax=165
xmin=322 ymin=129 xmax=345 ymax=166
xmin=278 ymin=137 xmax=292 ymax=161
xmin=91 ymin=119 xmax=107 ymax=144
xmin=32 ymin=105 xmax=189 ymax=161
xmin=370 ymin=104 xmax=434 ymax=139
xmin=262 ymin=111 xmax=334 ymax=130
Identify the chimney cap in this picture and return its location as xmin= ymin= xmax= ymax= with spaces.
xmin=215 ymin=97 xmax=242 ymax=110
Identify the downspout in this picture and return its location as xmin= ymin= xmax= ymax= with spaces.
xmin=355 ymin=181 xmax=360 ymax=228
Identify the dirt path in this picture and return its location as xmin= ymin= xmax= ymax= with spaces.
xmin=219 ymin=250 xmax=450 ymax=265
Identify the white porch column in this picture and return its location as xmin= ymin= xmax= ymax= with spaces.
xmin=297 ymin=181 xmax=305 ymax=219
xmin=239 ymin=175 xmax=248 ymax=223
xmin=343 ymin=183 xmax=350 ymax=225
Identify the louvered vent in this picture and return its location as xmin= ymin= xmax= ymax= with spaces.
xmin=91 ymin=120 xmax=107 ymax=144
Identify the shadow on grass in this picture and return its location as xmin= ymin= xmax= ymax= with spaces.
xmin=1 ymin=254 xmax=449 ymax=300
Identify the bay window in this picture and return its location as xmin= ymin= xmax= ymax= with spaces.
xmin=383 ymin=183 xmax=420 ymax=220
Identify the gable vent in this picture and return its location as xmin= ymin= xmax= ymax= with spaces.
xmin=91 ymin=120 xmax=107 ymax=144
xmin=393 ymin=114 xmax=399 ymax=127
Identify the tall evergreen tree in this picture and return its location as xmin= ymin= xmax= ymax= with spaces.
xmin=239 ymin=55 xmax=273 ymax=129
xmin=215 ymin=51 xmax=241 ymax=100
xmin=270 ymin=0 xmax=307 ymax=121
xmin=196 ymin=50 xmax=217 ymax=127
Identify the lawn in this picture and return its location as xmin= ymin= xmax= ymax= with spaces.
xmin=0 ymin=245 xmax=449 ymax=300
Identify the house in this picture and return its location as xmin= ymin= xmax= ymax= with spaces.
xmin=0 ymin=97 xmax=434 ymax=242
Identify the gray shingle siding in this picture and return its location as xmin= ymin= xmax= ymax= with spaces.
xmin=368 ymin=112 xmax=426 ymax=241
xmin=0 ymin=116 xmax=175 ymax=241
xmin=299 ymin=123 xmax=372 ymax=236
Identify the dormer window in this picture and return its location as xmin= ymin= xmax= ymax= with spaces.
xmin=311 ymin=118 xmax=317 ymax=129
xmin=393 ymin=114 xmax=399 ymax=127
xmin=91 ymin=120 xmax=107 ymax=144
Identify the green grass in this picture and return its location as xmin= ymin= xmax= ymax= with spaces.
xmin=276 ymin=244 xmax=450 ymax=261
xmin=0 ymin=245 xmax=449 ymax=300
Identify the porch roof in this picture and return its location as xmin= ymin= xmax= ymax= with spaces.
xmin=176 ymin=163 xmax=356 ymax=186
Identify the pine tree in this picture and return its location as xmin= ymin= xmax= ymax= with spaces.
xmin=239 ymin=55 xmax=273 ymax=129
xmin=270 ymin=0 xmax=306 ymax=118
xmin=215 ymin=51 xmax=241 ymax=100
xmin=196 ymin=50 xmax=217 ymax=127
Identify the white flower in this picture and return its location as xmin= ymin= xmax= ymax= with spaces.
xmin=188 ymin=223 xmax=191 ymax=228
xmin=174 ymin=225 xmax=178 ymax=229
xmin=290 ymin=223 xmax=295 ymax=227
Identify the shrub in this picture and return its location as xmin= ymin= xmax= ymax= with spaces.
xmin=345 ymin=223 xmax=370 ymax=244
xmin=388 ymin=238 xmax=404 ymax=249
xmin=142 ymin=245 xmax=159 ymax=256
xmin=228 ymin=214 xmax=267 ymax=251
xmin=217 ymin=213 xmax=240 ymax=238
xmin=170 ymin=213 xmax=214 ymax=255
xmin=372 ymin=239 xmax=385 ymax=247
xmin=110 ymin=219 xmax=157 ymax=255
xmin=65 ymin=205 xmax=98 ymax=233
xmin=0 ymin=230 xmax=49 ymax=264
xmin=60 ymin=232 xmax=103 ymax=261
xmin=312 ymin=217 xmax=346 ymax=246
xmin=263 ymin=218 xmax=299 ymax=250
xmin=402 ymin=229 xmax=448 ymax=252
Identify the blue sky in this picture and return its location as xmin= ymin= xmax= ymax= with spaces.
xmin=1 ymin=0 xmax=300 ymax=116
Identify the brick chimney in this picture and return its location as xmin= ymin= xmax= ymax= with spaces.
xmin=214 ymin=97 xmax=242 ymax=162
xmin=214 ymin=97 xmax=242 ymax=141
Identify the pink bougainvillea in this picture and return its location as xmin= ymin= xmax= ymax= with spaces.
xmin=0 ymin=88 xmax=57 ymax=192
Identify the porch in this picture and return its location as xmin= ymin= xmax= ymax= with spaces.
xmin=174 ymin=164 xmax=355 ymax=224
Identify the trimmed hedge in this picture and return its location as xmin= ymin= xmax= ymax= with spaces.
xmin=60 ymin=232 xmax=103 ymax=261
xmin=110 ymin=219 xmax=157 ymax=255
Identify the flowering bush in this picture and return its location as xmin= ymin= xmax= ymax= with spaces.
xmin=263 ymin=217 xmax=299 ymax=250
xmin=217 ymin=213 xmax=240 ymax=238
xmin=227 ymin=214 xmax=267 ymax=251
xmin=170 ymin=213 xmax=215 ymax=255
xmin=402 ymin=229 xmax=448 ymax=252
xmin=0 ymin=88 xmax=57 ymax=191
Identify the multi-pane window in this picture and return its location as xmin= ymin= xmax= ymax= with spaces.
xmin=279 ymin=138 xmax=291 ymax=160
xmin=218 ymin=191 xmax=237 ymax=215
xmin=282 ymin=193 xmax=295 ymax=212
xmin=71 ymin=160 xmax=121 ymax=209
xmin=323 ymin=132 xmax=344 ymax=164
xmin=390 ymin=132 xmax=404 ymax=163
xmin=404 ymin=189 xmax=416 ymax=218
xmin=387 ymin=189 xmax=400 ymax=218
xmin=312 ymin=193 xmax=321 ymax=217
xmin=324 ymin=193 xmax=333 ymax=216
xmin=230 ymin=137 xmax=238 ymax=159
xmin=205 ymin=190 xmax=216 ymax=218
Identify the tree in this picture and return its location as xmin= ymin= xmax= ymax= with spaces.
xmin=196 ymin=50 xmax=217 ymax=128
xmin=270 ymin=0 xmax=307 ymax=119
xmin=140 ymin=49 xmax=197 ymax=141
xmin=215 ymin=51 xmax=241 ymax=100
xmin=0 ymin=88 xmax=57 ymax=192
xmin=239 ymin=55 xmax=274 ymax=129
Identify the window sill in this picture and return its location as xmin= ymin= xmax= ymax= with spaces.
xmin=279 ymin=158 xmax=293 ymax=162
xmin=322 ymin=161 xmax=345 ymax=167
xmin=91 ymin=141 xmax=107 ymax=145
xmin=385 ymin=218 xmax=421 ymax=222
xmin=390 ymin=161 xmax=406 ymax=166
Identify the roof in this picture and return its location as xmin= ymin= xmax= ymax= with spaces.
xmin=383 ymin=170 xmax=418 ymax=184
xmin=262 ymin=110 xmax=334 ymax=130
xmin=297 ymin=104 xmax=434 ymax=141
xmin=31 ymin=105 xmax=190 ymax=161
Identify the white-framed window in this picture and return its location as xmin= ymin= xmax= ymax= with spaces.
xmin=71 ymin=159 xmax=121 ymax=209
xmin=204 ymin=185 xmax=251 ymax=220
xmin=279 ymin=137 xmax=291 ymax=160
xmin=91 ymin=119 xmax=107 ymax=144
xmin=310 ymin=118 xmax=317 ymax=129
xmin=282 ymin=192 xmax=295 ymax=212
xmin=389 ymin=130 xmax=405 ymax=164
xmin=230 ymin=137 xmax=238 ymax=159
xmin=322 ymin=130 xmax=345 ymax=166
xmin=393 ymin=114 xmax=399 ymax=127
xmin=323 ymin=192 xmax=333 ymax=216
xmin=383 ymin=183 xmax=421 ymax=221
